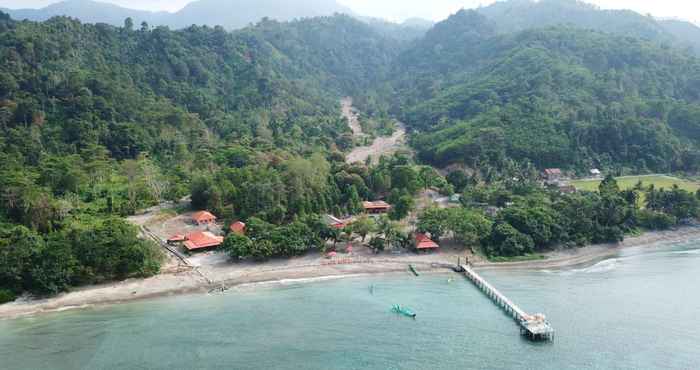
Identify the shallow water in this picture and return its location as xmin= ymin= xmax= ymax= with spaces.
xmin=1 ymin=240 xmax=699 ymax=369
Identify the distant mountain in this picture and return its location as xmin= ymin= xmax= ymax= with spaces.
xmin=0 ymin=0 xmax=169 ymax=26
xmin=360 ymin=17 xmax=433 ymax=42
xmin=168 ymin=0 xmax=353 ymax=29
xmin=1 ymin=0 xmax=353 ymax=30
xmin=476 ymin=0 xmax=700 ymax=53
xmin=659 ymin=19 xmax=700 ymax=53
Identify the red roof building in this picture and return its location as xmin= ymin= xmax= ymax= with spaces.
xmin=363 ymin=201 xmax=391 ymax=214
xmin=415 ymin=233 xmax=439 ymax=251
xmin=230 ymin=221 xmax=246 ymax=235
xmin=184 ymin=231 xmax=224 ymax=251
xmin=192 ymin=211 xmax=217 ymax=225
xmin=323 ymin=214 xmax=347 ymax=229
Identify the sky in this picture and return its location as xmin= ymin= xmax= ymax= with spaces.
xmin=0 ymin=0 xmax=698 ymax=24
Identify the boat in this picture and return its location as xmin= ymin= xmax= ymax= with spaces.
xmin=409 ymin=264 xmax=420 ymax=276
xmin=392 ymin=304 xmax=417 ymax=318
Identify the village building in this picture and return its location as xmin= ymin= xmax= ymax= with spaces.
xmin=323 ymin=214 xmax=347 ymax=229
xmin=363 ymin=201 xmax=391 ymax=215
xmin=183 ymin=231 xmax=224 ymax=252
xmin=590 ymin=168 xmax=602 ymax=178
xmin=558 ymin=184 xmax=577 ymax=194
xmin=230 ymin=221 xmax=246 ymax=235
xmin=414 ymin=233 xmax=439 ymax=253
xmin=192 ymin=211 xmax=217 ymax=225
xmin=543 ymin=168 xmax=563 ymax=182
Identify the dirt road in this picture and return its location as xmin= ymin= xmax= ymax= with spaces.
xmin=342 ymin=97 xmax=408 ymax=165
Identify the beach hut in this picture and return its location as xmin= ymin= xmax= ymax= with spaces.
xmin=415 ymin=233 xmax=439 ymax=253
xmin=192 ymin=211 xmax=217 ymax=225
xmin=183 ymin=231 xmax=224 ymax=252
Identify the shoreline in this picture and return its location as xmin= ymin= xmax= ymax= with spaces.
xmin=2 ymin=226 xmax=699 ymax=320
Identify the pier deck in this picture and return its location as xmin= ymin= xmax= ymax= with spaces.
xmin=459 ymin=265 xmax=554 ymax=341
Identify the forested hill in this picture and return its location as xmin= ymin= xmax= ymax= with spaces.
xmin=0 ymin=12 xmax=401 ymax=299
xmin=386 ymin=10 xmax=700 ymax=174
xmin=476 ymin=0 xmax=700 ymax=54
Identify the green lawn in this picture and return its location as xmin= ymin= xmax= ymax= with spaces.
xmin=571 ymin=175 xmax=700 ymax=193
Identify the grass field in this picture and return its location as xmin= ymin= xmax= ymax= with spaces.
xmin=571 ymin=175 xmax=700 ymax=193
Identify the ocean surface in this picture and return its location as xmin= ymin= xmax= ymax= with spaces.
xmin=1 ymin=240 xmax=700 ymax=370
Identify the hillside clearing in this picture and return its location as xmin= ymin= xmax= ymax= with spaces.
xmin=571 ymin=175 xmax=700 ymax=193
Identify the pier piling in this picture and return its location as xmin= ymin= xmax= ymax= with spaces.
xmin=459 ymin=264 xmax=554 ymax=341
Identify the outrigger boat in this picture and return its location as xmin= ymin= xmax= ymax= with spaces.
xmin=392 ymin=304 xmax=417 ymax=318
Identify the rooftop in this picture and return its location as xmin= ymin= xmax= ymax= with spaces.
xmin=415 ymin=233 xmax=439 ymax=249
xmin=184 ymin=231 xmax=223 ymax=251
xmin=363 ymin=201 xmax=391 ymax=210
xmin=192 ymin=211 xmax=217 ymax=223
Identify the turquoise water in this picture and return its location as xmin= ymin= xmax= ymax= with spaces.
xmin=1 ymin=240 xmax=700 ymax=369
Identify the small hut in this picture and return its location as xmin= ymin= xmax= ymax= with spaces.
xmin=192 ymin=211 xmax=217 ymax=225
xmin=230 ymin=221 xmax=246 ymax=235
xmin=363 ymin=201 xmax=391 ymax=215
xmin=415 ymin=233 xmax=439 ymax=253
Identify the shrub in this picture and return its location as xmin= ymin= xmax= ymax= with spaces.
xmin=0 ymin=289 xmax=16 ymax=304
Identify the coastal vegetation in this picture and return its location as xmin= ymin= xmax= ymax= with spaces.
xmin=2 ymin=0 xmax=700 ymax=302
xmin=420 ymin=174 xmax=700 ymax=258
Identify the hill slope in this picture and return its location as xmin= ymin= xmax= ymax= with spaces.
xmin=477 ymin=0 xmax=700 ymax=54
xmin=387 ymin=10 xmax=700 ymax=173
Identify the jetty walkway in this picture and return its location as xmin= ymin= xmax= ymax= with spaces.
xmin=458 ymin=264 xmax=554 ymax=341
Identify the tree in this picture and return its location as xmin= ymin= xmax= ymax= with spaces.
xmin=446 ymin=170 xmax=469 ymax=191
xmin=389 ymin=195 xmax=414 ymax=221
xmin=222 ymin=233 xmax=253 ymax=260
xmin=191 ymin=176 xmax=214 ymax=210
xmin=375 ymin=216 xmax=403 ymax=251
xmin=487 ymin=222 xmax=535 ymax=257
xmin=447 ymin=208 xmax=492 ymax=246
xmin=351 ymin=214 xmax=375 ymax=242
xmin=416 ymin=207 xmax=449 ymax=241
xmin=124 ymin=17 xmax=134 ymax=32
xmin=599 ymin=174 xmax=620 ymax=197
xmin=391 ymin=166 xmax=420 ymax=194
xmin=346 ymin=185 xmax=363 ymax=215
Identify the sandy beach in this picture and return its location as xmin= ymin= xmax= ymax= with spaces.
xmin=1 ymin=225 xmax=699 ymax=320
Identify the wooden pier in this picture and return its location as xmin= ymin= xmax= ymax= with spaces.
xmin=459 ymin=264 xmax=554 ymax=341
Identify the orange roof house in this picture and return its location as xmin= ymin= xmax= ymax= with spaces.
xmin=184 ymin=231 xmax=224 ymax=251
xmin=415 ymin=233 xmax=439 ymax=251
xmin=363 ymin=201 xmax=391 ymax=214
xmin=230 ymin=221 xmax=246 ymax=235
xmin=192 ymin=211 xmax=217 ymax=225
